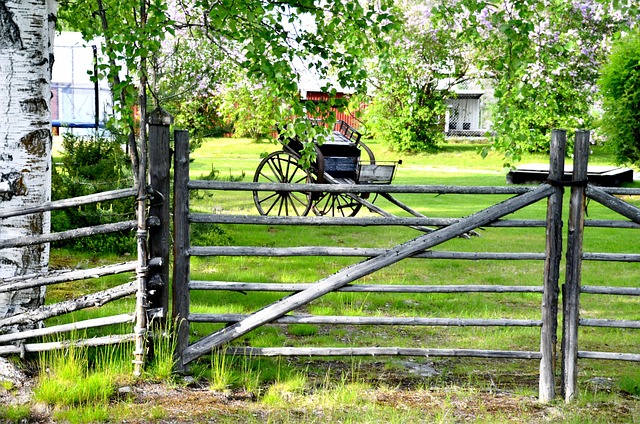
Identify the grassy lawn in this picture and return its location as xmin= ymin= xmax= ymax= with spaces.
xmin=13 ymin=135 xmax=637 ymax=423
xmin=175 ymin=136 xmax=640 ymax=421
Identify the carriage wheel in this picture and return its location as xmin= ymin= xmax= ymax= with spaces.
xmin=312 ymin=192 xmax=363 ymax=217
xmin=253 ymin=151 xmax=312 ymax=216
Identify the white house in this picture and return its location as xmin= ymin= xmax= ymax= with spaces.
xmin=444 ymin=79 xmax=493 ymax=137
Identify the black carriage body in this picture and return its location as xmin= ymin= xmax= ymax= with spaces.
xmin=284 ymin=121 xmax=364 ymax=183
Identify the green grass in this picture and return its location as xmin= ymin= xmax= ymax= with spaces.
xmin=182 ymin=136 xmax=640 ymax=405
xmin=32 ymin=135 xmax=639 ymax=422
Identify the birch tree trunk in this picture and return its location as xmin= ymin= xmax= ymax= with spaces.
xmin=0 ymin=0 xmax=56 ymax=332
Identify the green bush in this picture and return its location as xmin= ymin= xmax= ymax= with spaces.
xmin=362 ymin=85 xmax=446 ymax=153
xmin=598 ymin=31 xmax=640 ymax=165
xmin=51 ymin=133 xmax=135 ymax=255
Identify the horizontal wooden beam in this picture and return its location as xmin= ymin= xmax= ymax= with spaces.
xmin=0 ymin=262 xmax=137 ymax=293
xmin=189 ymin=213 xmax=546 ymax=228
xmin=0 ymin=314 xmax=134 ymax=343
xmin=578 ymin=351 xmax=640 ymax=362
xmin=188 ymin=246 xmax=546 ymax=261
xmin=0 ymin=334 xmax=135 ymax=355
xmin=582 ymin=253 xmax=640 ymax=262
xmin=189 ymin=281 xmax=544 ymax=294
xmin=223 ymin=346 xmax=542 ymax=360
xmin=188 ymin=180 xmax=534 ymax=195
xmin=581 ymin=286 xmax=640 ymax=296
xmin=0 ymin=221 xmax=136 ymax=249
xmin=189 ymin=313 xmax=542 ymax=327
xmin=579 ymin=318 xmax=640 ymax=329
xmin=0 ymin=282 xmax=136 ymax=330
xmin=0 ymin=188 xmax=136 ymax=219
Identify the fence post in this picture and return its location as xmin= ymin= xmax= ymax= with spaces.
xmin=172 ymin=130 xmax=191 ymax=373
xmin=562 ymin=130 xmax=590 ymax=402
xmin=539 ymin=129 xmax=566 ymax=403
xmin=147 ymin=108 xmax=173 ymax=322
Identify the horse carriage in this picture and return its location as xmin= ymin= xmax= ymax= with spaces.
xmin=252 ymin=120 xmax=408 ymax=217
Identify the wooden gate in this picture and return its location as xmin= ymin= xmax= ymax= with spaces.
xmin=172 ymin=130 xmax=574 ymax=402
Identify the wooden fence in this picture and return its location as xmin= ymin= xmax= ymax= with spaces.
xmin=0 ymin=188 xmax=141 ymax=358
xmin=169 ymin=128 xmax=638 ymax=403
xmin=1 ymin=115 xmax=638 ymax=403
xmin=0 ymin=109 xmax=173 ymax=376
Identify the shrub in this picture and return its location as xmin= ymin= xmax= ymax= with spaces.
xmin=362 ymin=84 xmax=446 ymax=153
xmin=51 ymin=133 xmax=135 ymax=255
xmin=597 ymin=31 xmax=640 ymax=165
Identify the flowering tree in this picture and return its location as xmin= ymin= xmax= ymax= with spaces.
xmin=363 ymin=0 xmax=471 ymax=152
xmin=61 ymin=0 xmax=395 ymax=162
xmin=433 ymin=0 xmax=638 ymax=165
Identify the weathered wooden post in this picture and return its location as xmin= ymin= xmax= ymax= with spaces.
xmin=147 ymin=109 xmax=173 ymax=322
xmin=539 ymin=129 xmax=567 ymax=403
xmin=172 ymin=130 xmax=191 ymax=372
xmin=562 ymin=130 xmax=590 ymax=402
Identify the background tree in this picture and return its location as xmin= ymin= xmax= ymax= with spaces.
xmin=0 ymin=0 xmax=56 ymax=328
xmin=218 ymin=78 xmax=280 ymax=141
xmin=60 ymin=0 xmax=396 ymax=163
xmin=434 ymin=0 xmax=638 ymax=165
xmin=598 ymin=30 xmax=640 ymax=166
xmin=363 ymin=0 xmax=470 ymax=152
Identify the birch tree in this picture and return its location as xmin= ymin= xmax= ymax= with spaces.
xmin=0 ymin=0 xmax=56 ymax=330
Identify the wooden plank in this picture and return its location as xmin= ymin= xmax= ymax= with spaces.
xmin=599 ymin=187 xmax=640 ymax=196
xmin=582 ymin=253 xmax=640 ymax=262
xmin=181 ymin=183 xmax=554 ymax=365
xmin=189 ymin=281 xmax=544 ymax=293
xmin=577 ymin=351 xmax=640 ymax=362
xmin=579 ymin=318 xmax=640 ymax=329
xmin=0 ymin=313 xmax=134 ymax=343
xmin=0 ymin=262 xmax=136 ymax=293
xmin=189 ymin=213 xmax=546 ymax=228
xmin=0 ymin=221 xmax=136 ymax=249
xmin=562 ymin=130 xmax=590 ymax=403
xmin=584 ymin=220 xmax=640 ymax=229
xmin=0 ymin=282 xmax=136 ymax=330
xmin=188 ymin=246 xmax=545 ymax=261
xmin=188 ymin=180 xmax=534 ymax=195
xmin=172 ymin=130 xmax=191 ymax=373
xmin=540 ymin=129 xmax=566 ymax=403
xmin=0 ymin=334 xmax=135 ymax=355
xmin=225 ymin=346 xmax=543 ymax=360
xmin=0 ymin=188 xmax=136 ymax=219
xmin=581 ymin=286 xmax=640 ymax=296
xmin=189 ymin=313 xmax=542 ymax=327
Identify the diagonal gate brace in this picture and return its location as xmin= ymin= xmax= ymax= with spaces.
xmin=181 ymin=184 xmax=555 ymax=365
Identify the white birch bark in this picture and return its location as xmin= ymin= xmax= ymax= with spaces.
xmin=0 ymin=0 xmax=56 ymax=332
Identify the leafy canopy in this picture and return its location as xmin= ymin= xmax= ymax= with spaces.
xmin=433 ymin=0 xmax=638 ymax=166
xmin=59 ymin=0 xmax=397 ymax=158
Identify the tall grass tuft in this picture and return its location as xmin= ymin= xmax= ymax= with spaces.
xmin=146 ymin=319 xmax=179 ymax=381
xmin=34 ymin=339 xmax=132 ymax=411
xmin=210 ymin=350 xmax=238 ymax=391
